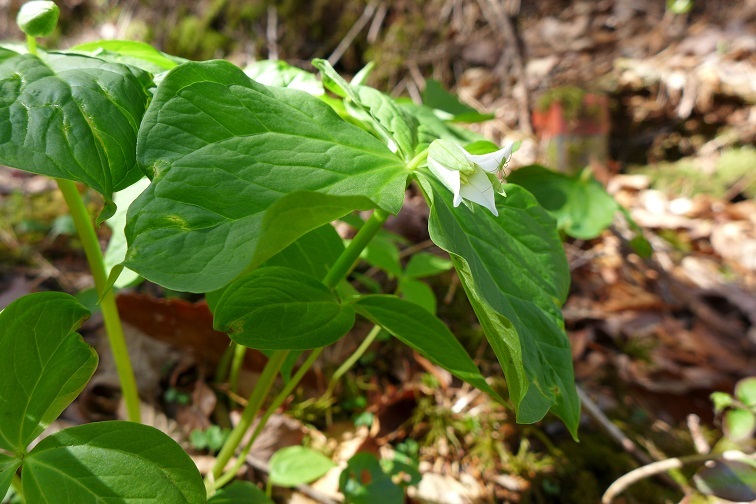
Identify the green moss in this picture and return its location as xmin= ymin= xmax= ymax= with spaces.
xmin=631 ymin=146 xmax=756 ymax=199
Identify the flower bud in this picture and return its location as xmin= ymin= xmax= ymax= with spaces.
xmin=17 ymin=1 xmax=59 ymax=38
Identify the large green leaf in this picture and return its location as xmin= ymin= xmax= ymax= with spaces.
xmin=244 ymin=60 xmax=323 ymax=95
xmin=507 ymin=165 xmax=619 ymax=239
xmin=209 ymin=481 xmax=273 ymax=504
xmin=0 ymin=292 xmax=97 ymax=453
xmin=0 ymin=48 xmax=151 ymax=220
xmin=0 ymin=453 xmax=21 ymax=498
xmin=422 ymin=79 xmax=494 ymax=123
xmin=418 ymin=173 xmax=579 ymax=437
xmin=125 ymin=60 xmax=407 ymax=292
xmin=268 ymin=446 xmax=336 ymax=487
xmin=69 ymin=40 xmax=182 ymax=74
xmin=214 ymin=266 xmax=356 ymax=350
xmin=23 ymin=421 xmax=205 ymax=503
xmin=264 ymin=223 xmax=345 ymax=280
xmin=353 ymin=295 xmax=504 ymax=402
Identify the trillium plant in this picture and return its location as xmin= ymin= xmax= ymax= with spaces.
xmin=0 ymin=1 xmax=579 ymax=501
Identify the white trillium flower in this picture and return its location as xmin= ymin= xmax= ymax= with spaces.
xmin=427 ymin=140 xmax=514 ymax=217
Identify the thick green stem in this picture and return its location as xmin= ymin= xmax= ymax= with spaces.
xmin=326 ymin=324 xmax=381 ymax=396
xmin=212 ymin=347 xmax=324 ymax=491
xmin=322 ymin=208 xmax=389 ymax=290
xmin=56 ymin=179 xmax=140 ymax=423
xmin=208 ymin=350 xmax=289 ymax=486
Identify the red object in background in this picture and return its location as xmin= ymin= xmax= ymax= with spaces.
xmin=532 ymin=92 xmax=610 ymax=175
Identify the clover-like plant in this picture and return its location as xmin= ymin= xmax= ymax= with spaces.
xmin=2 ymin=1 xmax=581 ymax=499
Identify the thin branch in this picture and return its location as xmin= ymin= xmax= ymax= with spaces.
xmin=328 ymin=1 xmax=379 ymax=66
xmin=602 ymin=451 xmax=755 ymax=504
xmin=577 ymin=386 xmax=654 ymax=466
xmin=266 ymin=5 xmax=278 ymax=60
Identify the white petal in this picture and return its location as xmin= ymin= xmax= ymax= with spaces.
xmin=428 ymin=157 xmax=462 ymax=205
xmin=459 ymin=167 xmax=499 ymax=216
xmin=464 ymin=143 xmax=514 ymax=173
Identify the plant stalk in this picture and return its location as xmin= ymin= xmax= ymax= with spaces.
xmin=212 ymin=347 xmax=324 ymax=491
xmin=326 ymin=324 xmax=382 ymax=396
xmin=56 ymin=179 xmax=140 ymax=423
xmin=322 ymin=208 xmax=389 ymax=289
xmin=208 ymin=350 xmax=290 ymax=486
xmin=208 ymin=208 xmax=390 ymax=493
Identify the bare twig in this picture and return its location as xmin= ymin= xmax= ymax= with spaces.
xmin=328 ymin=1 xmax=379 ymax=66
xmin=266 ymin=5 xmax=278 ymax=60
xmin=366 ymin=2 xmax=387 ymax=44
xmin=687 ymin=414 xmax=710 ymax=455
xmin=602 ymin=451 xmax=755 ymax=504
xmin=577 ymin=386 xmax=654 ymax=466
xmin=476 ymin=0 xmax=533 ymax=134
xmin=577 ymin=386 xmax=682 ymax=491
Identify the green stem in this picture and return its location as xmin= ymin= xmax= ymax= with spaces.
xmin=56 ymin=179 xmax=141 ymax=423
xmin=208 ymin=350 xmax=289 ymax=487
xmin=26 ymin=34 xmax=37 ymax=56
xmin=229 ymin=343 xmax=246 ymax=394
xmin=322 ymin=208 xmax=389 ymax=290
xmin=212 ymin=347 xmax=324 ymax=491
xmin=407 ymin=148 xmax=429 ymax=171
xmin=326 ymin=324 xmax=381 ymax=396
xmin=208 ymin=207 xmax=389 ymax=493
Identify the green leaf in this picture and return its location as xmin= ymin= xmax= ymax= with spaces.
xmin=23 ymin=421 xmax=205 ymax=503
xmin=125 ymin=60 xmax=407 ymax=292
xmin=735 ymin=377 xmax=756 ymax=408
xmin=352 ymin=295 xmax=503 ymax=402
xmin=398 ymin=101 xmax=482 ymax=152
xmin=361 ymin=235 xmax=402 ymax=277
xmin=398 ymin=277 xmax=437 ymax=314
xmin=507 ymin=165 xmax=619 ymax=240
xmin=695 ymin=459 xmax=756 ymax=502
xmin=339 ymin=452 xmax=403 ymax=504
xmin=423 ymin=79 xmax=494 ymax=123
xmin=269 ymin=446 xmax=336 ymax=487
xmin=209 ymin=481 xmax=273 ymax=504
xmin=0 ymin=292 xmax=96 ymax=453
xmin=103 ymin=177 xmax=150 ymax=289
xmin=404 ymin=252 xmax=453 ymax=279
xmin=0 ymin=49 xmax=152 ymax=220
xmin=0 ymin=453 xmax=21 ymax=498
xmin=264 ymin=223 xmax=345 ymax=280
xmin=244 ymin=60 xmax=323 ymax=95
xmin=312 ymin=59 xmax=418 ymax=161
xmin=70 ymin=40 xmax=182 ymax=73
xmin=214 ymin=266 xmax=356 ymax=350
xmin=711 ymin=392 xmax=733 ymax=413
xmin=724 ymin=408 xmax=756 ymax=442
xmin=418 ymin=173 xmax=579 ymax=438
xmin=250 ymin=192 xmax=373 ymax=274
xmin=16 ymin=1 xmax=59 ymax=37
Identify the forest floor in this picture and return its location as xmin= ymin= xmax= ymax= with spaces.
xmin=1 ymin=0 xmax=755 ymax=503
